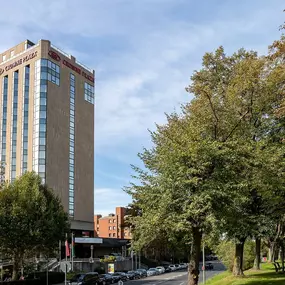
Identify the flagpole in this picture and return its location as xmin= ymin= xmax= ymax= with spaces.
xmin=65 ymin=233 xmax=68 ymax=262
xmin=71 ymin=232 xmax=74 ymax=272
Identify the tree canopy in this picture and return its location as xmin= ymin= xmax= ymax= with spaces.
xmin=0 ymin=172 xmax=70 ymax=280
xmin=125 ymin=41 xmax=285 ymax=285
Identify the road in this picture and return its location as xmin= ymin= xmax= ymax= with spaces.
xmin=123 ymin=261 xmax=225 ymax=285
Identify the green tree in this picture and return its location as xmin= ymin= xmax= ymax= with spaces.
xmin=0 ymin=172 xmax=70 ymax=280
xmin=126 ymin=44 xmax=285 ymax=284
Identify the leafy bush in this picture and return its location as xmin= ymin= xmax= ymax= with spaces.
xmin=26 ymin=271 xmax=64 ymax=285
xmin=0 ymin=280 xmax=40 ymax=285
xmin=215 ymin=240 xmax=255 ymax=271
xmin=100 ymin=256 xmax=116 ymax=263
xmin=94 ymin=266 xmax=105 ymax=274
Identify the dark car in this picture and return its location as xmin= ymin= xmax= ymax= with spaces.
xmin=112 ymin=272 xmax=128 ymax=282
xmin=99 ymin=274 xmax=113 ymax=284
xmin=205 ymin=263 xmax=214 ymax=270
xmin=69 ymin=272 xmax=101 ymax=285
xmin=163 ymin=266 xmax=171 ymax=273
xmin=107 ymin=273 xmax=120 ymax=283
xmin=132 ymin=271 xmax=142 ymax=279
xmin=126 ymin=271 xmax=136 ymax=280
xmin=136 ymin=268 xmax=147 ymax=277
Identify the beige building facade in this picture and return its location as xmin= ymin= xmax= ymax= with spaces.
xmin=0 ymin=39 xmax=95 ymax=232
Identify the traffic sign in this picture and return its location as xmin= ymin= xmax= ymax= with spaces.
xmin=60 ymin=261 xmax=71 ymax=273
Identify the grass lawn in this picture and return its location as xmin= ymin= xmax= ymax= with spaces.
xmin=205 ymin=263 xmax=285 ymax=285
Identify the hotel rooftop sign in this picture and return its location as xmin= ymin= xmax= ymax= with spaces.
xmin=48 ymin=50 xmax=94 ymax=83
xmin=0 ymin=51 xmax=38 ymax=76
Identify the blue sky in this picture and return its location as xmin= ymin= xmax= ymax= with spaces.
xmin=1 ymin=0 xmax=284 ymax=216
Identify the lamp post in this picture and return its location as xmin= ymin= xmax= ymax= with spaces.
xmin=202 ymin=241 xmax=205 ymax=284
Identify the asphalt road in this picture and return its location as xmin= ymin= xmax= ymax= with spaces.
xmin=123 ymin=261 xmax=225 ymax=285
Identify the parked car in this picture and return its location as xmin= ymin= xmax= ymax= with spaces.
xmin=107 ymin=273 xmax=121 ymax=283
xmin=205 ymin=263 xmax=214 ymax=270
xmin=156 ymin=266 xmax=165 ymax=274
xmin=112 ymin=272 xmax=128 ymax=281
xmin=99 ymin=274 xmax=113 ymax=284
xmin=136 ymin=269 xmax=147 ymax=277
xmin=175 ymin=264 xmax=181 ymax=270
xmin=147 ymin=268 xmax=159 ymax=276
xmin=128 ymin=271 xmax=140 ymax=279
xmin=180 ymin=263 xmax=188 ymax=269
xmin=69 ymin=272 xmax=101 ymax=285
xmin=169 ymin=265 xmax=176 ymax=271
xmin=163 ymin=266 xmax=172 ymax=273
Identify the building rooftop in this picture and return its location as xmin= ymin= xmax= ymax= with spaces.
xmin=0 ymin=39 xmax=94 ymax=74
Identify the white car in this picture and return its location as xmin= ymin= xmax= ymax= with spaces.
xmin=169 ymin=265 xmax=176 ymax=271
xmin=147 ymin=268 xmax=159 ymax=276
xmin=156 ymin=266 xmax=165 ymax=274
xmin=180 ymin=263 xmax=187 ymax=269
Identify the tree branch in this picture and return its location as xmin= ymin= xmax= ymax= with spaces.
xmin=203 ymin=90 xmax=219 ymax=139
xmin=223 ymin=109 xmax=250 ymax=142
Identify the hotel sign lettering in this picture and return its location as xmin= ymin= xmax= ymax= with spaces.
xmin=48 ymin=50 xmax=94 ymax=83
xmin=0 ymin=51 xmax=38 ymax=76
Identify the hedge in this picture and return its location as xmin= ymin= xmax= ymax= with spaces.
xmin=26 ymin=272 xmax=64 ymax=285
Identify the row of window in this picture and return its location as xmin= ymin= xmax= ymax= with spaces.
xmin=22 ymin=66 xmax=30 ymax=173
xmin=109 ymin=226 xmax=116 ymax=230
xmin=10 ymin=71 xmax=19 ymax=181
xmin=69 ymin=73 xmax=75 ymax=218
xmin=33 ymin=60 xmax=47 ymax=183
xmin=84 ymin=82 xmax=94 ymax=104
xmin=0 ymin=77 xmax=8 ymax=169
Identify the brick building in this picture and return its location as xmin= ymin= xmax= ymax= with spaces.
xmin=94 ymin=207 xmax=131 ymax=239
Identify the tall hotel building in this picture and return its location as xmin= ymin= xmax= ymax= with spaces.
xmin=0 ymin=40 xmax=95 ymax=233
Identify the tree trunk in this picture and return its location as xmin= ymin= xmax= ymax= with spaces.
xmin=281 ymin=243 xmax=285 ymax=273
xmin=270 ymin=242 xmax=276 ymax=262
xmin=187 ymin=227 xmax=202 ymax=285
xmin=12 ymin=256 xmax=20 ymax=280
xmin=233 ymin=238 xmax=246 ymax=276
xmin=253 ymin=237 xmax=261 ymax=270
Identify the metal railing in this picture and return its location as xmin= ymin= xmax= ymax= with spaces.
xmin=50 ymin=44 xmax=71 ymax=59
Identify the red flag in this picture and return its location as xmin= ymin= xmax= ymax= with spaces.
xmin=65 ymin=240 xmax=70 ymax=257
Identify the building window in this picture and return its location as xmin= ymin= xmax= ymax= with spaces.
xmin=84 ymin=82 xmax=94 ymax=104
xmin=69 ymin=73 xmax=75 ymax=218
xmin=0 ymin=76 xmax=8 ymax=179
xmin=113 ymin=219 xmax=116 ymax=223
xmin=109 ymin=234 xmax=111 ymax=237
xmin=40 ymin=59 xmax=60 ymax=86
xmin=2 ymin=55 xmax=6 ymax=61
xmin=113 ymin=226 xmax=116 ymax=230
xmin=109 ymin=226 xmax=112 ymax=230
xmin=113 ymin=233 xmax=116 ymax=237
xmin=33 ymin=60 xmax=48 ymax=184
xmin=21 ymin=66 xmax=30 ymax=174
xmin=109 ymin=219 xmax=112 ymax=223
xmin=10 ymin=50 xmax=14 ymax=57
xmin=10 ymin=71 xmax=19 ymax=181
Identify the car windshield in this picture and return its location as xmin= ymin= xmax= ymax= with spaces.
xmin=149 ymin=268 xmax=156 ymax=271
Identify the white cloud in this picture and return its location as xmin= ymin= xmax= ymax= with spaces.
xmin=0 ymin=0 xmax=284 ymax=214
xmin=94 ymin=188 xmax=132 ymax=216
